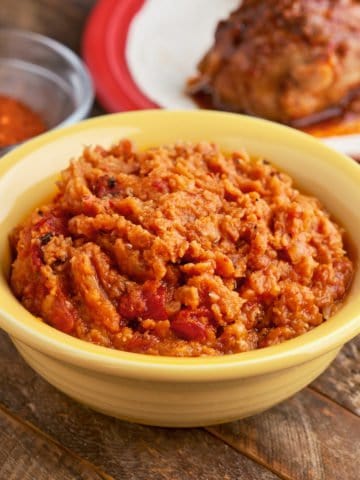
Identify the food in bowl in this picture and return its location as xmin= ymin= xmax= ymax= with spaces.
xmin=187 ymin=0 xmax=360 ymax=136
xmin=0 ymin=94 xmax=46 ymax=148
xmin=1 ymin=109 xmax=360 ymax=427
xmin=9 ymin=140 xmax=353 ymax=356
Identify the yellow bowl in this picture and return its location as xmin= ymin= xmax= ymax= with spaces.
xmin=0 ymin=110 xmax=359 ymax=427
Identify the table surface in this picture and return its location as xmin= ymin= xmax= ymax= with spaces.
xmin=1 ymin=1 xmax=359 ymax=479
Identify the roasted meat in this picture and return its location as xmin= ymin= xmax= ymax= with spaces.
xmin=188 ymin=0 xmax=360 ymax=125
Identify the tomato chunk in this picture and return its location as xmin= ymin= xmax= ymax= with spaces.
xmin=171 ymin=308 xmax=209 ymax=342
xmin=45 ymin=290 xmax=76 ymax=333
xmin=151 ymin=179 xmax=169 ymax=193
xmin=31 ymin=243 xmax=43 ymax=269
xmin=34 ymin=212 xmax=68 ymax=237
xmin=142 ymin=282 xmax=167 ymax=320
xmin=118 ymin=281 xmax=167 ymax=321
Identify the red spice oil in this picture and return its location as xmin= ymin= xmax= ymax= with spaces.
xmin=190 ymin=88 xmax=360 ymax=143
xmin=0 ymin=94 xmax=46 ymax=148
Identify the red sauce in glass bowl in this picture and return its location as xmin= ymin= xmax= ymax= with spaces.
xmin=0 ymin=94 xmax=46 ymax=148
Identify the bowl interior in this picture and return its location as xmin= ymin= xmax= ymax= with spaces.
xmin=0 ymin=59 xmax=74 ymax=128
xmin=0 ymin=110 xmax=359 ymax=380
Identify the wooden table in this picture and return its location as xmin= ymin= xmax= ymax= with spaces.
xmin=1 ymin=2 xmax=359 ymax=479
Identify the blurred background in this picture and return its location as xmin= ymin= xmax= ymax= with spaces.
xmin=0 ymin=0 xmax=102 ymax=116
xmin=0 ymin=0 xmax=95 ymax=53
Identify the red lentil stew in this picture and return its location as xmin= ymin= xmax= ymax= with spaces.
xmin=0 ymin=94 xmax=46 ymax=148
xmin=10 ymin=140 xmax=353 ymax=356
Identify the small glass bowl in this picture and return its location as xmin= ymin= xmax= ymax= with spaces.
xmin=0 ymin=28 xmax=94 ymax=156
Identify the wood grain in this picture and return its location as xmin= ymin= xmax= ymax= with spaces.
xmin=0 ymin=0 xmax=96 ymax=53
xmin=208 ymin=388 xmax=360 ymax=480
xmin=1 ymin=328 xmax=359 ymax=480
xmin=0 ymin=331 xmax=280 ymax=480
xmin=311 ymin=336 xmax=360 ymax=415
xmin=0 ymin=403 xmax=108 ymax=480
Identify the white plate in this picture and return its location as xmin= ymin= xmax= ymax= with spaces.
xmin=126 ymin=0 xmax=360 ymax=158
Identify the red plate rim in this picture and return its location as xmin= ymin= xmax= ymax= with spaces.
xmin=82 ymin=0 xmax=159 ymax=112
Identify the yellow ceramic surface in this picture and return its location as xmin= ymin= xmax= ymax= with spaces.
xmin=0 ymin=111 xmax=359 ymax=427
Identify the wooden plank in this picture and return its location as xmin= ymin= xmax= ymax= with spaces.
xmin=311 ymin=336 xmax=360 ymax=415
xmin=0 ymin=403 xmax=108 ymax=480
xmin=207 ymin=388 xmax=360 ymax=480
xmin=0 ymin=332 xmax=279 ymax=480
xmin=0 ymin=0 xmax=96 ymax=53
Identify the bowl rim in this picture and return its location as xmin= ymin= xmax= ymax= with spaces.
xmin=0 ymin=27 xmax=94 ymax=155
xmin=1 ymin=109 xmax=360 ymax=382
